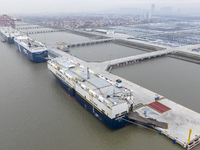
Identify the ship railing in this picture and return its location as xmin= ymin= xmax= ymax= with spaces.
xmin=187 ymin=137 xmax=200 ymax=150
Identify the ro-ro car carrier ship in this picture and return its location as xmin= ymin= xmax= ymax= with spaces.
xmin=48 ymin=57 xmax=134 ymax=129
xmin=0 ymin=27 xmax=20 ymax=44
xmin=14 ymin=36 xmax=48 ymax=62
xmin=47 ymin=56 xmax=168 ymax=129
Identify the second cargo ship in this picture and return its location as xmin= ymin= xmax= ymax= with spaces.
xmin=14 ymin=36 xmax=48 ymax=62
xmin=0 ymin=27 xmax=20 ymax=44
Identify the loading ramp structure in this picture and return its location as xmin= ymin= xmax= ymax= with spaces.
xmin=128 ymin=111 xmax=168 ymax=129
xmin=132 ymin=98 xmax=200 ymax=150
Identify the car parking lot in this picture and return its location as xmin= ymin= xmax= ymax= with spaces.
xmin=111 ymin=21 xmax=200 ymax=47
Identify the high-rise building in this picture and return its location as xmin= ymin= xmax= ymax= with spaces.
xmin=144 ymin=12 xmax=151 ymax=20
xmin=151 ymin=4 xmax=155 ymax=13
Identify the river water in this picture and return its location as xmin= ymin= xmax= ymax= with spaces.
xmin=0 ymin=31 xmax=199 ymax=150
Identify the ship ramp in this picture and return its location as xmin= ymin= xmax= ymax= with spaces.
xmin=129 ymin=99 xmax=200 ymax=150
xmin=128 ymin=111 xmax=168 ymax=129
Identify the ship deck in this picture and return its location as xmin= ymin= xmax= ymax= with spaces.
xmin=49 ymin=48 xmax=200 ymax=149
xmin=16 ymin=36 xmax=47 ymax=51
xmin=54 ymin=57 xmax=131 ymax=105
xmin=0 ymin=27 xmax=20 ymax=37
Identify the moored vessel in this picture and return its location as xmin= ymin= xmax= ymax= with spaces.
xmin=47 ymin=57 xmax=135 ymax=129
xmin=0 ymin=27 xmax=20 ymax=44
xmin=14 ymin=36 xmax=48 ymax=62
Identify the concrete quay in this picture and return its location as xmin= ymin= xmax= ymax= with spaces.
xmin=105 ymin=48 xmax=177 ymax=71
xmin=19 ymin=28 xmax=63 ymax=35
xmin=67 ymin=38 xmax=113 ymax=48
xmin=169 ymin=44 xmax=200 ymax=64
xmin=16 ymin=25 xmax=42 ymax=30
xmin=49 ymin=48 xmax=200 ymax=150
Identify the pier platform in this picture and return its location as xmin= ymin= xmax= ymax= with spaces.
xmin=67 ymin=39 xmax=113 ymax=48
xmin=105 ymin=48 xmax=177 ymax=71
xmin=134 ymin=99 xmax=200 ymax=149
xmin=16 ymin=25 xmax=42 ymax=30
xmin=19 ymin=28 xmax=62 ymax=34
xmin=49 ymin=48 xmax=200 ymax=149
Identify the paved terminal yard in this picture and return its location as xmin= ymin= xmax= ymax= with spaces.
xmin=49 ymin=47 xmax=200 ymax=150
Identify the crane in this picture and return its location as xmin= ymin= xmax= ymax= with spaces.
xmin=0 ymin=14 xmax=21 ymax=29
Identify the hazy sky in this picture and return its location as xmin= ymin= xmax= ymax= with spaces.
xmin=1 ymin=0 xmax=200 ymax=14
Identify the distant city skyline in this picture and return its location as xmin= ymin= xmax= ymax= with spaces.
xmin=1 ymin=0 xmax=200 ymax=14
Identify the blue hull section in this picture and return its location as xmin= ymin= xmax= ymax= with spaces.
xmin=52 ymin=71 xmax=130 ymax=130
xmin=55 ymin=74 xmax=75 ymax=97
xmin=7 ymin=37 xmax=15 ymax=44
xmin=16 ymin=43 xmax=48 ymax=63
xmin=0 ymin=33 xmax=14 ymax=44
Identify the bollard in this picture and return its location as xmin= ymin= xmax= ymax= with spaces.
xmin=188 ymin=129 xmax=192 ymax=142
xmin=144 ymin=110 xmax=147 ymax=117
xmin=173 ymin=139 xmax=176 ymax=144
xmin=159 ymin=130 xmax=161 ymax=134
